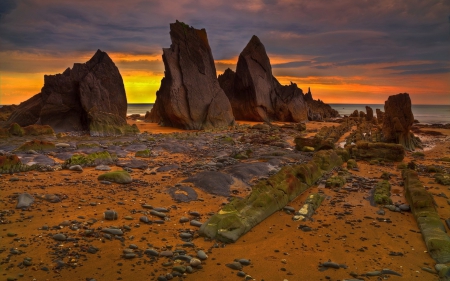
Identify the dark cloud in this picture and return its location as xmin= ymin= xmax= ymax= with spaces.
xmin=272 ymin=61 xmax=311 ymax=68
xmin=0 ymin=0 xmax=448 ymax=74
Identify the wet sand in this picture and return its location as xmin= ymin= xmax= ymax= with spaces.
xmin=1 ymin=121 xmax=449 ymax=281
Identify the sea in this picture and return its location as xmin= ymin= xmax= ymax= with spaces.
xmin=126 ymin=103 xmax=450 ymax=125
xmin=2 ymin=103 xmax=449 ymax=124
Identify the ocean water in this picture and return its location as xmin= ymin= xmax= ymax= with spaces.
xmin=3 ymin=103 xmax=447 ymax=124
xmin=126 ymin=103 xmax=450 ymax=124
xmin=329 ymin=104 xmax=450 ymax=124
xmin=127 ymin=103 xmax=154 ymax=115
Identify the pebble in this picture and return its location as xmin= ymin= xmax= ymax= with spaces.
xmin=95 ymin=165 xmax=111 ymax=171
xmin=55 ymin=143 xmax=71 ymax=148
xmin=190 ymin=220 xmax=203 ymax=227
xmin=226 ymin=261 xmax=243 ymax=270
xmin=190 ymin=258 xmax=201 ymax=267
xmin=197 ymin=250 xmax=208 ymax=260
xmin=101 ymin=228 xmax=123 ymax=235
xmin=140 ymin=216 xmax=151 ymax=223
xmin=104 ymin=210 xmax=118 ymax=220
xmin=150 ymin=210 xmax=167 ymax=218
xmin=179 ymin=232 xmax=192 ymax=239
xmin=179 ymin=217 xmax=190 ymax=223
xmin=69 ymin=165 xmax=83 ymax=172
xmin=144 ymin=249 xmax=159 ymax=256
xmin=53 ymin=233 xmax=67 ymax=241
xmin=398 ymin=204 xmax=410 ymax=211
xmin=237 ymin=258 xmax=251 ymax=266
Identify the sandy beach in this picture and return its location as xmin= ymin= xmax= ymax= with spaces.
xmin=1 ymin=119 xmax=449 ymax=281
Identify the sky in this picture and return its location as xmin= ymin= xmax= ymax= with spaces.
xmin=0 ymin=0 xmax=449 ymax=105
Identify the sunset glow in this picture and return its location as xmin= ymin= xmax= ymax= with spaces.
xmin=0 ymin=0 xmax=448 ymax=105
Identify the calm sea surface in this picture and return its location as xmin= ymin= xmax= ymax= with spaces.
xmin=2 ymin=103 xmax=448 ymax=124
xmin=127 ymin=103 xmax=450 ymax=124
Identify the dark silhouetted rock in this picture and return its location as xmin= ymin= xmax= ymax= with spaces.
xmin=376 ymin=108 xmax=384 ymax=123
xmin=350 ymin=110 xmax=359 ymax=118
xmin=382 ymin=93 xmax=421 ymax=151
xmin=148 ymin=21 xmax=234 ymax=129
xmin=0 ymin=104 xmax=18 ymax=122
xmin=218 ymin=35 xmax=308 ymax=122
xmin=6 ymin=50 xmax=138 ymax=136
xmin=365 ymin=106 xmax=373 ymax=121
xmin=304 ymin=89 xmax=339 ymax=121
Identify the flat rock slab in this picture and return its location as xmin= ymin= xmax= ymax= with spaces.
xmin=16 ymin=193 xmax=34 ymax=209
xmin=54 ymin=152 xmax=75 ymax=161
xmin=157 ymin=143 xmax=190 ymax=153
xmin=183 ymin=171 xmax=234 ymax=196
xmin=116 ymin=159 xmax=148 ymax=170
xmin=167 ymin=186 xmax=198 ymax=202
xmin=124 ymin=144 xmax=148 ymax=152
xmin=156 ymin=164 xmax=180 ymax=172
xmin=225 ymin=162 xmax=274 ymax=184
xmin=17 ymin=154 xmax=56 ymax=166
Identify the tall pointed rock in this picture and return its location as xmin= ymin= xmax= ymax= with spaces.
xmin=148 ymin=21 xmax=234 ymax=129
xmin=218 ymin=35 xmax=308 ymax=122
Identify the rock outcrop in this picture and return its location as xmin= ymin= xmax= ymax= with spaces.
xmin=148 ymin=21 xmax=234 ymax=129
xmin=6 ymin=50 xmax=137 ymax=136
xmin=218 ymin=35 xmax=308 ymax=122
xmin=304 ymin=89 xmax=340 ymax=121
xmin=382 ymin=93 xmax=421 ymax=151
xmin=365 ymin=106 xmax=373 ymax=121
xmin=376 ymin=108 xmax=384 ymax=124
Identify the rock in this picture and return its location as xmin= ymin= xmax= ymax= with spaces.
xmin=52 ymin=233 xmax=67 ymax=241
xmin=147 ymin=21 xmax=234 ymax=129
xmin=6 ymin=50 xmax=138 ymax=136
xmin=199 ymin=150 xmax=342 ymax=242
xmin=104 ymin=210 xmax=118 ymax=220
xmin=183 ymin=171 xmax=234 ymax=196
xmin=365 ymin=106 xmax=373 ymax=121
xmin=293 ymin=193 xmax=325 ymax=221
xmin=98 ymin=171 xmax=132 ymax=184
xmin=16 ymin=193 xmax=34 ymax=209
xmin=382 ymin=93 xmax=421 ymax=151
xmin=305 ymin=89 xmax=339 ymax=121
xmin=167 ymin=186 xmax=198 ymax=202
xmin=347 ymin=141 xmax=405 ymax=162
xmin=69 ymin=165 xmax=83 ymax=172
xmin=403 ymin=169 xmax=450 ymax=263
xmin=218 ymin=35 xmax=308 ymax=122
xmin=376 ymin=108 xmax=384 ymax=123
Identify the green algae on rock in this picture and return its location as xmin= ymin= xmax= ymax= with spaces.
xmin=98 ymin=170 xmax=132 ymax=184
xmin=14 ymin=140 xmax=56 ymax=153
xmin=347 ymin=159 xmax=357 ymax=169
xmin=0 ymin=155 xmax=34 ymax=174
xmin=64 ymin=151 xmax=117 ymax=168
xmin=293 ymin=193 xmax=325 ymax=221
xmin=434 ymin=173 xmax=450 ymax=186
xmin=199 ymin=149 xmax=342 ymax=243
xmin=403 ymin=169 xmax=450 ymax=263
xmin=374 ymin=180 xmax=392 ymax=205
xmin=135 ymin=149 xmax=151 ymax=158
xmin=23 ymin=124 xmax=55 ymax=136
xmin=347 ymin=141 xmax=405 ymax=162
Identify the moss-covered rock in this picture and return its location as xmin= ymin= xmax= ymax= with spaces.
xmin=8 ymin=123 xmax=25 ymax=136
xmin=347 ymin=159 xmax=357 ymax=169
xmin=0 ymin=155 xmax=34 ymax=174
xmin=435 ymin=173 xmax=450 ymax=186
xmin=98 ymin=170 xmax=132 ymax=184
xmin=440 ymin=157 xmax=450 ymax=162
xmin=135 ymin=149 xmax=151 ymax=158
xmin=199 ymin=150 xmax=342 ymax=243
xmin=325 ymin=175 xmax=346 ymax=188
xmin=397 ymin=162 xmax=407 ymax=170
xmin=89 ymin=111 xmax=140 ymax=137
xmin=14 ymin=140 xmax=56 ymax=152
xmin=374 ymin=180 xmax=392 ymax=205
xmin=23 ymin=124 xmax=55 ymax=136
xmin=293 ymin=193 xmax=325 ymax=221
xmin=64 ymin=151 xmax=117 ymax=168
xmin=426 ymin=165 xmax=444 ymax=173
xmin=348 ymin=141 xmax=404 ymax=162
xmin=302 ymin=146 xmax=314 ymax=152
xmin=403 ymin=169 xmax=450 ymax=263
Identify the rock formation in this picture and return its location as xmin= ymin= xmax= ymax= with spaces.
xmin=365 ymin=106 xmax=373 ymax=121
xmin=382 ymin=93 xmax=421 ymax=151
xmin=218 ymin=35 xmax=308 ymax=122
xmin=376 ymin=108 xmax=384 ymax=123
xmin=304 ymin=90 xmax=340 ymax=121
xmin=147 ymin=21 xmax=234 ymax=129
xmin=6 ymin=50 xmax=137 ymax=136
